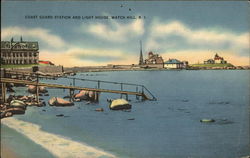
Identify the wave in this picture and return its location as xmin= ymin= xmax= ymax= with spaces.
xmin=1 ymin=118 xmax=117 ymax=158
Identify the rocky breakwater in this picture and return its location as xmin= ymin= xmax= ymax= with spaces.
xmin=0 ymin=95 xmax=46 ymax=119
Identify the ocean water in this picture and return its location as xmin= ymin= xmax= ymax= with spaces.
xmin=1 ymin=70 xmax=250 ymax=158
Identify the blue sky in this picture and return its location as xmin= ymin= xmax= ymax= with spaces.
xmin=1 ymin=1 xmax=249 ymax=66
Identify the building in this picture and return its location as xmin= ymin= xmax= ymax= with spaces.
xmin=144 ymin=52 xmax=164 ymax=65
xmin=204 ymin=53 xmax=227 ymax=64
xmin=137 ymin=41 xmax=164 ymax=68
xmin=1 ymin=37 xmax=39 ymax=65
xmin=204 ymin=59 xmax=215 ymax=64
xmin=164 ymin=59 xmax=184 ymax=69
xmin=214 ymin=53 xmax=227 ymax=64
xmin=182 ymin=61 xmax=189 ymax=69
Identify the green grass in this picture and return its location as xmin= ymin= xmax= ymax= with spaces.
xmin=190 ymin=63 xmax=234 ymax=68
xmin=1 ymin=64 xmax=39 ymax=68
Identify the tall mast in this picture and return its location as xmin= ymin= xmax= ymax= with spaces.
xmin=139 ymin=40 xmax=143 ymax=65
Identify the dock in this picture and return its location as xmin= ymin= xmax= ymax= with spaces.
xmin=1 ymin=76 xmax=156 ymax=103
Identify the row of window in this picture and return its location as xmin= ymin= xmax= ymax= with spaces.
xmin=1 ymin=52 xmax=38 ymax=57
xmin=3 ymin=59 xmax=38 ymax=64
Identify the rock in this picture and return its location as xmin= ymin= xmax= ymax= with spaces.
xmin=56 ymin=114 xmax=64 ymax=117
xmin=109 ymin=99 xmax=132 ymax=110
xmin=74 ymin=90 xmax=89 ymax=100
xmin=74 ymin=98 xmax=81 ymax=102
xmin=88 ymin=91 xmax=95 ymax=99
xmin=28 ymin=85 xmax=48 ymax=94
xmin=39 ymin=86 xmax=48 ymax=93
xmin=10 ymin=100 xmax=26 ymax=109
xmin=1 ymin=107 xmax=25 ymax=118
xmin=5 ymin=112 xmax=13 ymax=117
xmin=200 ymin=119 xmax=215 ymax=123
xmin=74 ymin=90 xmax=98 ymax=102
xmin=85 ymin=101 xmax=91 ymax=105
xmin=27 ymin=85 xmax=37 ymax=94
xmin=19 ymin=96 xmax=29 ymax=101
xmin=48 ymin=97 xmax=74 ymax=106
xmin=95 ymin=108 xmax=104 ymax=112
xmin=127 ymin=118 xmax=135 ymax=120
xmin=7 ymin=95 xmax=15 ymax=104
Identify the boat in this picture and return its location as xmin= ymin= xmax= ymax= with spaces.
xmin=109 ymin=99 xmax=132 ymax=110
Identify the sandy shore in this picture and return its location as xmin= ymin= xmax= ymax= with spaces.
xmin=1 ymin=117 xmax=116 ymax=158
xmin=1 ymin=143 xmax=19 ymax=158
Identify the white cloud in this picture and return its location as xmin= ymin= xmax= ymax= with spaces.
xmin=85 ymin=19 xmax=144 ymax=42
xmin=1 ymin=26 xmax=138 ymax=66
xmin=146 ymin=20 xmax=249 ymax=55
xmin=40 ymin=48 xmax=137 ymax=67
xmin=1 ymin=26 xmax=67 ymax=48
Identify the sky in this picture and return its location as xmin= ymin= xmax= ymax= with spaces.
xmin=1 ymin=1 xmax=249 ymax=67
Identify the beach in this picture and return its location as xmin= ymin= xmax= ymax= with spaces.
xmin=1 ymin=144 xmax=19 ymax=158
xmin=1 ymin=117 xmax=116 ymax=158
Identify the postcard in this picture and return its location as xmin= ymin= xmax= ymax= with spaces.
xmin=1 ymin=1 xmax=249 ymax=158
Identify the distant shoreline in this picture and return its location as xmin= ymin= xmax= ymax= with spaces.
xmin=64 ymin=66 xmax=250 ymax=73
xmin=1 ymin=64 xmax=249 ymax=77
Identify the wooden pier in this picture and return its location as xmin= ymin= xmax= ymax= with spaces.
xmin=1 ymin=77 xmax=156 ymax=103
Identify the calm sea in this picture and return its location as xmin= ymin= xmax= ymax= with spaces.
xmin=1 ymin=70 xmax=250 ymax=158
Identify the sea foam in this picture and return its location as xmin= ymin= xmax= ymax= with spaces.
xmin=1 ymin=117 xmax=116 ymax=158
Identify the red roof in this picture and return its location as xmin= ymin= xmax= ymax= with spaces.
xmin=39 ymin=60 xmax=54 ymax=65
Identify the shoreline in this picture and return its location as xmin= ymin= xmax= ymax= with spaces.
xmin=1 ymin=143 xmax=19 ymax=158
xmin=64 ymin=67 xmax=250 ymax=74
xmin=1 ymin=117 xmax=117 ymax=158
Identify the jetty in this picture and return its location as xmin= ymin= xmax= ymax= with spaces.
xmin=2 ymin=69 xmax=61 ymax=80
xmin=1 ymin=75 xmax=156 ymax=103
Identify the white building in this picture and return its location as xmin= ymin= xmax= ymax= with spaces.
xmin=164 ymin=59 xmax=184 ymax=69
